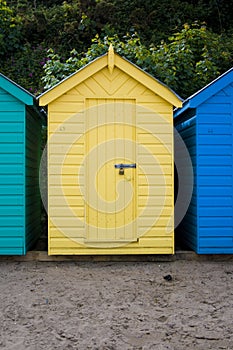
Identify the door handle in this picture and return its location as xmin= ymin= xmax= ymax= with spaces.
xmin=114 ymin=163 xmax=136 ymax=169
xmin=115 ymin=163 xmax=136 ymax=175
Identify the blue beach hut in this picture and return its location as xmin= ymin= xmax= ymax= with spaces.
xmin=174 ymin=68 xmax=233 ymax=254
xmin=0 ymin=73 xmax=43 ymax=255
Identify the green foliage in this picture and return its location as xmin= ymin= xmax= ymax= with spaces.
xmin=41 ymin=23 xmax=232 ymax=98
xmin=16 ymin=1 xmax=96 ymax=54
xmin=41 ymin=33 xmax=151 ymax=90
xmin=0 ymin=0 xmax=97 ymax=93
xmin=0 ymin=0 xmax=23 ymax=56
xmin=1 ymin=43 xmax=47 ymax=94
xmin=150 ymin=23 xmax=232 ymax=97
xmin=82 ymin=0 xmax=233 ymax=45
xmin=1 ymin=1 xmax=233 ymax=97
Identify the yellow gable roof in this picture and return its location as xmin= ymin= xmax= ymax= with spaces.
xmin=38 ymin=47 xmax=182 ymax=107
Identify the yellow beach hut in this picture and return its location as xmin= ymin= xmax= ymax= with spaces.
xmin=39 ymin=46 xmax=182 ymax=255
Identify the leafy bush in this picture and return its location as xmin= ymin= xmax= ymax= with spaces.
xmin=1 ymin=43 xmax=47 ymax=94
xmin=150 ymin=22 xmax=232 ymax=97
xmin=1 ymin=2 xmax=233 ymax=98
xmin=0 ymin=0 xmax=23 ymax=56
xmin=42 ymin=23 xmax=232 ymax=98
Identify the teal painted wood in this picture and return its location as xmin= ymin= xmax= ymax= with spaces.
xmin=0 ymin=111 xmax=24 ymax=122
xmin=0 ymin=86 xmax=25 ymax=255
xmin=0 ymin=74 xmax=34 ymax=106
xmin=0 ymin=74 xmax=43 ymax=255
xmin=174 ymin=67 xmax=233 ymax=254
xmin=0 ymin=175 xmax=24 ymax=185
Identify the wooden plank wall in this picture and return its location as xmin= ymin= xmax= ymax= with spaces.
xmin=48 ymin=66 xmax=174 ymax=254
xmin=197 ymin=86 xmax=233 ymax=253
xmin=0 ymin=87 xmax=25 ymax=254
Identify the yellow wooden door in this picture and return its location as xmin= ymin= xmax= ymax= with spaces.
xmin=85 ymin=99 xmax=137 ymax=245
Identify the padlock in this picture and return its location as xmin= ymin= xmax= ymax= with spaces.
xmin=119 ymin=167 xmax=124 ymax=175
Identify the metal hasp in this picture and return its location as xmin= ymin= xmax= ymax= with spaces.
xmin=114 ymin=163 xmax=136 ymax=169
xmin=115 ymin=163 xmax=136 ymax=175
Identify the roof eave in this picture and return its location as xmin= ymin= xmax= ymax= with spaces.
xmin=114 ymin=54 xmax=183 ymax=107
xmin=174 ymin=99 xmax=191 ymax=118
xmin=176 ymin=67 xmax=233 ymax=115
xmin=0 ymin=73 xmax=34 ymax=105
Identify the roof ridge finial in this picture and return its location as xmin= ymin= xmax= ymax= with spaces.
xmin=108 ymin=44 xmax=114 ymax=74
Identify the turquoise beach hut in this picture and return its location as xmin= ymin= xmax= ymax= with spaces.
xmin=174 ymin=68 xmax=233 ymax=254
xmin=0 ymin=73 xmax=43 ymax=255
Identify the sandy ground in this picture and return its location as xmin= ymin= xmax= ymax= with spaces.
xmin=0 ymin=259 xmax=232 ymax=350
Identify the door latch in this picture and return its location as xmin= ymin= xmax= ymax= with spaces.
xmin=115 ymin=163 xmax=136 ymax=175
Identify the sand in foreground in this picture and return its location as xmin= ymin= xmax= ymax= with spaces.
xmin=0 ymin=260 xmax=232 ymax=350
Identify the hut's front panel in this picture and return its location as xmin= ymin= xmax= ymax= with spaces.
xmin=48 ymin=66 xmax=174 ymax=254
xmin=0 ymin=87 xmax=25 ymax=254
xmin=197 ymin=87 xmax=233 ymax=253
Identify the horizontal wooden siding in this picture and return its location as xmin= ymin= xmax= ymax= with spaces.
xmin=197 ymin=88 xmax=233 ymax=253
xmin=0 ymin=87 xmax=25 ymax=254
xmin=48 ymin=67 xmax=174 ymax=254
